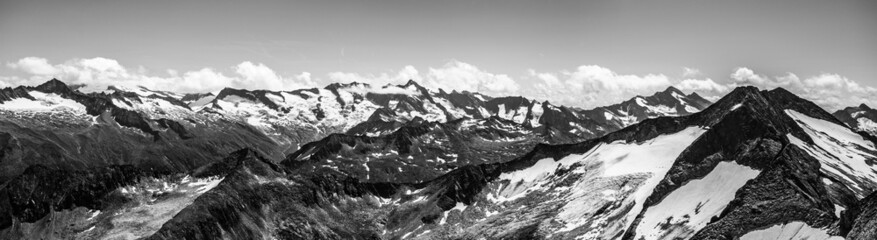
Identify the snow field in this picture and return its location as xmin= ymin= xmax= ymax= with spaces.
xmin=738 ymin=221 xmax=843 ymax=240
xmin=634 ymin=161 xmax=760 ymax=240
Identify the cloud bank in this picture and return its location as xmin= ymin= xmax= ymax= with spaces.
xmin=525 ymin=65 xmax=672 ymax=108
xmin=327 ymin=60 xmax=519 ymax=97
xmin=727 ymin=67 xmax=877 ymax=110
xmin=2 ymin=57 xmax=873 ymax=111
xmin=2 ymin=57 xmax=315 ymax=93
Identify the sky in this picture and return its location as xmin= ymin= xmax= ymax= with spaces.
xmin=1 ymin=0 xmax=876 ymax=110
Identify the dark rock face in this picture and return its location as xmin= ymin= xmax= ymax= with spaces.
xmin=0 ymin=164 xmax=159 ymax=229
xmin=0 ymin=87 xmax=34 ymax=103
xmin=847 ymin=191 xmax=877 ymax=239
xmin=686 ymin=145 xmax=836 ymax=239
xmin=156 ymin=118 xmax=195 ymax=139
xmin=147 ymin=148 xmax=401 ymax=240
xmin=180 ymin=92 xmax=214 ymax=102
xmin=211 ymin=87 xmax=287 ymax=111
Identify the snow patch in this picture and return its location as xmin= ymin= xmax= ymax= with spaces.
xmin=856 ymin=117 xmax=877 ymax=133
xmin=0 ymin=91 xmax=86 ymax=113
xmin=731 ymin=103 xmax=743 ymax=111
xmin=604 ymin=111 xmax=614 ymax=120
xmin=504 ymin=127 xmax=706 ymax=234
xmin=635 ymin=161 xmax=761 ymax=240
xmin=786 ymin=110 xmax=874 ymax=148
xmin=684 ymin=104 xmax=699 ymax=113
xmin=101 ymin=176 xmax=223 ymax=239
xmin=499 ymin=157 xmax=560 ymax=183
xmin=738 ymin=221 xmax=843 ymax=240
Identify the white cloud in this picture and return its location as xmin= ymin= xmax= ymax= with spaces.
xmin=730 ymin=67 xmax=774 ymax=86
xmin=80 ymin=57 xmax=125 ymax=72
xmin=176 ymin=68 xmax=234 ymax=93
xmin=326 ymin=60 xmax=520 ymax=97
xmin=4 ymin=57 xmax=873 ymax=112
xmin=726 ymin=67 xmax=875 ymax=111
xmin=423 ymin=60 xmax=519 ymax=95
xmin=682 ymin=67 xmax=701 ymax=77
xmin=7 ymin=57 xmax=58 ymax=75
xmin=2 ymin=57 xmax=314 ymax=93
xmin=527 ymin=65 xmax=672 ymax=108
xmin=677 ymin=78 xmax=729 ymax=94
xmin=295 ymin=72 xmax=312 ymax=84
xmin=234 ymin=61 xmax=283 ymax=90
xmin=327 ymin=65 xmax=419 ymax=87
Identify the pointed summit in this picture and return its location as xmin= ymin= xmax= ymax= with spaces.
xmin=325 ymin=81 xmax=368 ymax=91
xmin=860 ymin=103 xmax=871 ymax=110
xmin=663 ymin=86 xmax=684 ymax=95
xmin=403 ymin=79 xmax=422 ymax=88
xmin=33 ymin=78 xmax=73 ymax=96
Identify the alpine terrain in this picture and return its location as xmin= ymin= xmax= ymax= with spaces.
xmin=2 ymin=79 xmax=877 ymax=240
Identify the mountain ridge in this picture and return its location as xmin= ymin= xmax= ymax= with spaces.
xmin=0 ymin=78 xmax=711 ymax=182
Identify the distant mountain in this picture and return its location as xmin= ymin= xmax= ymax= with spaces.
xmin=0 ymin=79 xmax=710 ymax=183
xmin=833 ymin=104 xmax=877 ymax=137
xmin=279 ymin=86 xmax=714 ymax=184
xmin=579 ymin=86 xmax=712 ymax=128
xmin=282 ymin=116 xmax=541 ymax=183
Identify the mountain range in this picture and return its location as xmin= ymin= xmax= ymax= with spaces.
xmin=1 ymin=79 xmax=876 ymax=239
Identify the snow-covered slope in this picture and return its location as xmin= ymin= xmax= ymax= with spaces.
xmin=486 ymin=126 xmax=706 ymax=238
xmin=786 ymin=109 xmax=877 ymax=198
xmin=739 ymin=221 xmax=843 ymax=240
xmin=635 ymin=161 xmax=760 ymax=239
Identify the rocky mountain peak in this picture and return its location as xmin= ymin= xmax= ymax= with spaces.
xmin=0 ymin=86 xmax=35 ymax=103
xmin=324 ymin=81 xmax=368 ymax=91
xmin=662 ymin=85 xmax=685 ymax=95
xmin=403 ymin=79 xmax=422 ymax=88
xmin=180 ymin=92 xmax=214 ymax=102
xmin=33 ymin=78 xmax=74 ymax=96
